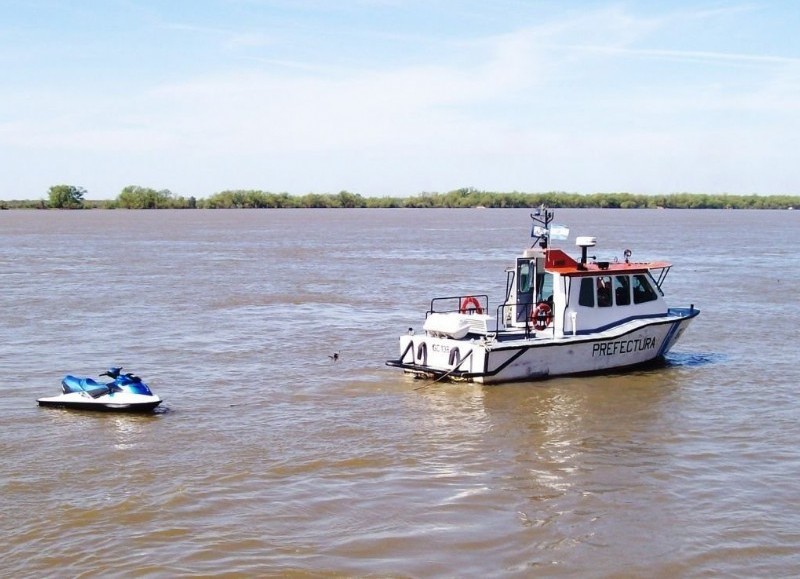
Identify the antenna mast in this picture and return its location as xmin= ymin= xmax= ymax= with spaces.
xmin=530 ymin=205 xmax=554 ymax=248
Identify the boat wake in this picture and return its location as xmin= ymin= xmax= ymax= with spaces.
xmin=665 ymin=352 xmax=725 ymax=367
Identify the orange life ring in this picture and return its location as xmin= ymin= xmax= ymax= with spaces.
xmin=459 ymin=296 xmax=483 ymax=314
xmin=531 ymin=302 xmax=552 ymax=331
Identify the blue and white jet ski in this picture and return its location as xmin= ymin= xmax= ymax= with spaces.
xmin=37 ymin=367 xmax=162 ymax=412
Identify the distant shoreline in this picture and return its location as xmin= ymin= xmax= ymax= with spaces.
xmin=2 ymin=189 xmax=798 ymax=210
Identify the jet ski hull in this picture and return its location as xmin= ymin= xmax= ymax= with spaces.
xmin=37 ymin=392 xmax=162 ymax=412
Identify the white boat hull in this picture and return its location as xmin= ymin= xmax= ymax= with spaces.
xmin=389 ymin=309 xmax=697 ymax=384
xmin=37 ymin=391 xmax=162 ymax=412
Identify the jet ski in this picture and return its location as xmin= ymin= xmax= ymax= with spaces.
xmin=37 ymin=367 xmax=162 ymax=412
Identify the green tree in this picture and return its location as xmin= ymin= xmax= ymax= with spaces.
xmin=48 ymin=184 xmax=86 ymax=209
xmin=117 ymin=186 xmax=174 ymax=209
xmin=336 ymin=190 xmax=365 ymax=208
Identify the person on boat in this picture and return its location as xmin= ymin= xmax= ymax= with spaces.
xmin=597 ymin=276 xmax=612 ymax=307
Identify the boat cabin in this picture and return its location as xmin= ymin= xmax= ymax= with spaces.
xmin=503 ymin=239 xmax=669 ymax=337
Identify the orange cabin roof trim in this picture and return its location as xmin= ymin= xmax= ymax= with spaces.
xmin=544 ymin=248 xmax=671 ymax=276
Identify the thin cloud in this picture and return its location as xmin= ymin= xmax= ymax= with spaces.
xmin=567 ymin=45 xmax=800 ymax=67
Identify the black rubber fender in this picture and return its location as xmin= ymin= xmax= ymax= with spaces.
xmin=416 ymin=341 xmax=427 ymax=366
xmin=448 ymin=347 xmax=461 ymax=367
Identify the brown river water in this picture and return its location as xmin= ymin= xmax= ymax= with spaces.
xmin=1 ymin=208 xmax=799 ymax=577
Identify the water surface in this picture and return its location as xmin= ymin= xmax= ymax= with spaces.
xmin=1 ymin=208 xmax=798 ymax=577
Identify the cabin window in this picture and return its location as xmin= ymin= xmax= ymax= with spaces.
xmin=536 ymin=271 xmax=554 ymax=303
xmin=614 ymin=276 xmax=631 ymax=306
xmin=518 ymin=261 xmax=532 ymax=293
xmin=633 ymin=274 xmax=658 ymax=304
xmin=579 ymin=277 xmax=594 ymax=307
xmin=597 ymin=276 xmax=613 ymax=307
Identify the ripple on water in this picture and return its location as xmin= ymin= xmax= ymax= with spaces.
xmin=3 ymin=209 xmax=800 ymax=577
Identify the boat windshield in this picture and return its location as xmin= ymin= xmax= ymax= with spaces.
xmin=536 ymin=271 xmax=554 ymax=303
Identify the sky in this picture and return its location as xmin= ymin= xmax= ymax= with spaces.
xmin=1 ymin=0 xmax=799 ymax=200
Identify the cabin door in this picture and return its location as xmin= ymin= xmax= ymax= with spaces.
xmin=516 ymin=257 xmax=555 ymax=325
xmin=516 ymin=258 xmax=535 ymax=323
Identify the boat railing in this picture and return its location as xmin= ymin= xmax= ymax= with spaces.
xmin=428 ymin=294 xmax=489 ymax=316
xmin=426 ymin=295 xmax=551 ymax=338
xmin=496 ymin=302 xmax=537 ymax=337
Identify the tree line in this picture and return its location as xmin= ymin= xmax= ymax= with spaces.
xmin=1 ymin=185 xmax=799 ymax=210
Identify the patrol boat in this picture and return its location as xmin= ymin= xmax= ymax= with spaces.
xmin=386 ymin=208 xmax=699 ymax=384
